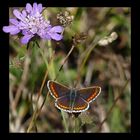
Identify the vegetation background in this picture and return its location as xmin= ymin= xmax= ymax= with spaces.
xmin=9 ymin=7 xmax=131 ymax=133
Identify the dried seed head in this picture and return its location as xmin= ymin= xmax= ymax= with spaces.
xmin=110 ymin=32 xmax=118 ymax=41
xmin=98 ymin=32 xmax=118 ymax=46
xmin=72 ymin=32 xmax=88 ymax=45
xmin=57 ymin=11 xmax=74 ymax=27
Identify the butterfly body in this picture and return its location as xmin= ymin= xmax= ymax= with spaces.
xmin=47 ymin=80 xmax=101 ymax=113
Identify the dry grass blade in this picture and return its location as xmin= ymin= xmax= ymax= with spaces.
xmin=97 ymin=79 xmax=130 ymax=132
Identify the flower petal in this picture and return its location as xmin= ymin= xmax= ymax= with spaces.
xmin=33 ymin=3 xmax=38 ymax=14
xmin=48 ymin=26 xmax=63 ymax=41
xmin=9 ymin=18 xmax=19 ymax=25
xmin=22 ymin=10 xmax=27 ymax=17
xmin=22 ymin=29 xmax=30 ymax=35
xmin=18 ymin=21 xmax=27 ymax=28
xmin=26 ymin=3 xmax=32 ymax=13
xmin=21 ymin=34 xmax=34 ymax=44
xmin=38 ymin=29 xmax=51 ymax=39
xmin=38 ymin=4 xmax=42 ymax=13
xmin=45 ymin=34 xmax=51 ymax=40
xmin=50 ymin=26 xmax=64 ymax=33
xmin=13 ymin=9 xmax=23 ymax=21
xmin=3 ymin=25 xmax=20 ymax=35
xmin=49 ymin=33 xmax=63 ymax=41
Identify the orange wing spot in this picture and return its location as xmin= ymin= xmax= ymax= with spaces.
xmin=87 ymin=91 xmax=98 ymax=102
xmin=58 ymin=103 xmax=87 ymax=110
xmin=50 ymin=84 xmax=59 ymax=98
xmin=58 ymin=103 xmax=70 ymax=110
xmin=73 ymin=104 xmax=87 ymax=110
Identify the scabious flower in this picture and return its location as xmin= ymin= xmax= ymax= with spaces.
xmin=3 ymin=3 xmax=64 ymax=44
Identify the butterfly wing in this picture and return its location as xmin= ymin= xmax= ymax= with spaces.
xmin=76 ymin=86 xmax=101 ymax=103
xmin=55 ymin=95 xmax=89 ymax=113
xmin=47 ymin=80 xmax=70 ymax=99
xmin=72 ymin=95 xmax=89 ymax=112
xmin=55 ymin=95 xmax=72 ymax=112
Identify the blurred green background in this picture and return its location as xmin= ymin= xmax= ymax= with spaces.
xmin=9 ymin=7 xmax=131 ymax=133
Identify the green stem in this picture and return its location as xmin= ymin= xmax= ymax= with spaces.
xmin=61 ymin=111 xmax=69 ymax=133
xmin=48 ymin=41 xmax=56 ymax=80
xmin=80 ymin=37 xmax=99 ymax=71
xmin=74 ymin=117 xmax=79 ymax=133
xmin=39 ymin=48 xmax=49 ymax=68
xmin=27 ymin=41 xmax=52 ymax=132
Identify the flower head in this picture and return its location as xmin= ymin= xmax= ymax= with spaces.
xmin=57 ymin=11 xmax=74 ymax=27
xmin=98 ymin=32 xmax=118 ymax=46
xmin=3 ymin=3 xmax=64 ymax=44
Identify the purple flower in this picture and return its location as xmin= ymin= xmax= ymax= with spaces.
xmin=3 ymin=3 xmax=64 ymax=44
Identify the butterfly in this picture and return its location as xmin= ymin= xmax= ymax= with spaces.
xmin=47 ymin=80 xmax=101 ymax=113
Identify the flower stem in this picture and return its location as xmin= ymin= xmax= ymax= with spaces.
xmin=27 ymin=41 xmax=52 ymax=132
xmin=74 ymin=117 xmax=79 ymax=133
xmin=54 ymin=44 xmax=75 ymax=81
xmin=61 ymin=111 xmax=69 ymax=133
